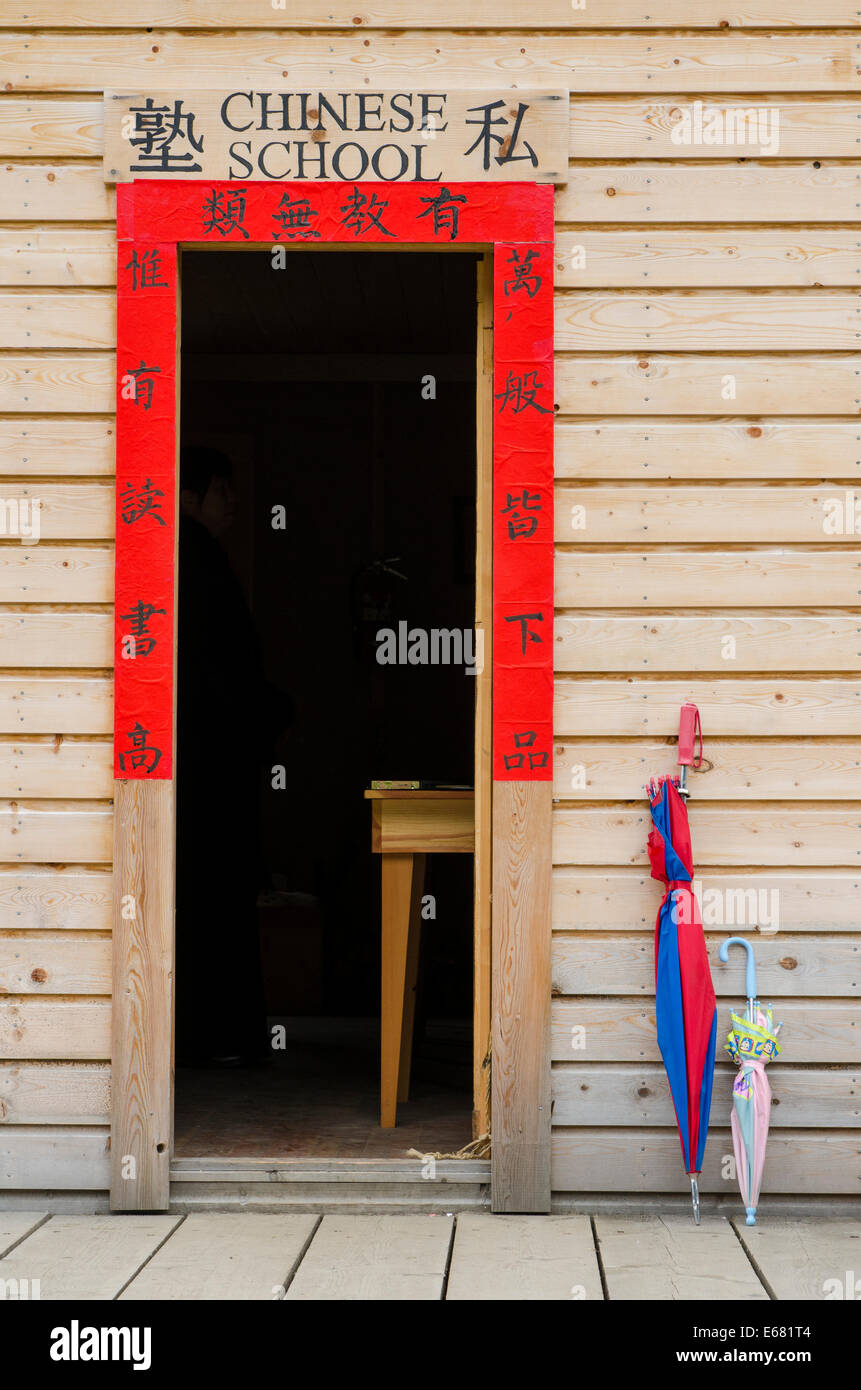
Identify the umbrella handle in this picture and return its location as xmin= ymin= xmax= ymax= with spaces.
xmin=678 ymin=703 xmax=703 ymax=769
xmin=719 ymin=935 xmax=757 ymax=1003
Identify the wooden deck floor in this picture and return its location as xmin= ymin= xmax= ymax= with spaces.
xmin=0 ymin=1213 xmax=857 ymax=1300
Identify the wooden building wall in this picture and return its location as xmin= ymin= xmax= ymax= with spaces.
xmin=0 ymin=3 xmax=858 ymax=1201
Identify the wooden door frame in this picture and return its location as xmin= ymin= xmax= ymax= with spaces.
xmin=111 ymin=179 xmax=554 ymax=1213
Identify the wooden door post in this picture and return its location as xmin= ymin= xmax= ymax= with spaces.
xmin=491 ymin=781 xmax=553 ymax=1212
xmin=110 ymin=685 xmax=175 ymax=1206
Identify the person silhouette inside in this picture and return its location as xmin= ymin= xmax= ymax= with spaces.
xmin=175 ymin=445 xmax=292 ymax=1067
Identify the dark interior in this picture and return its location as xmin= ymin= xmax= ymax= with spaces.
xmin=174 ymin=248 xmax=478 ymax=1156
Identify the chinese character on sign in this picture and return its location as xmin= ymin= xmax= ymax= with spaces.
xmin=120 ymin=478 xmax=166 ymax=527
xmin=503 ymin=729 xmax=549 ymax=772
xmin=505 ymin=612 xmax=544 ymax=656
xmin=464 ymin=100 xmax=538 ymax=172
xmin=126 ymin=360 xmax=161 ymax=411
xmin=504 ymin=248 xmax=542 ymax=299
xmin=417 ymin=186 xmax=467 ymax=241
xmin=272 ymin=193 xmax=321 ymax=240
xmin=127 ymin=97 xmax=204 ymax=174
xmin=339 ymin=188 xmax=395 ymax=238
xmin=500 ymin=489 xmax=542 ymax=540
xmin=495 ymin=370 xmax=552 ymax=416
xmin=120 ymin=600 xmax=166 ymax=657
xmin=118 ymin=721 xmax=162 ymax=774
xmin=201 ymin=187 xmax=250 ymax=239
xmin=124 ymin=248 xmax=169 ymax=292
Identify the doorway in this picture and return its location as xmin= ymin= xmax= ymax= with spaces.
xmin=112 ymin=177 xmax=554 ymax=1212
xmin=173 ymin=247 xmax=484 ymax=1158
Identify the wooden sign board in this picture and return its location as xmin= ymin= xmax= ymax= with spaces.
xmin=104 ymin=89 xmax=568 ymax=185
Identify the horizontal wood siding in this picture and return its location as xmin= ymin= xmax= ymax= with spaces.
xmin=548 ymin=20 xmax=861 ymax=1194
xmin=1 ymin=2 xmax=859 ymax=26
xmin=0 ymin=13 xmax=116 ymax=1192
xmin=0 ymin=7 xmax=857 ymax=1200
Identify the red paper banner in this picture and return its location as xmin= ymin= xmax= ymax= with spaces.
xmin=492 ymin=241 xmax=554 ymax=780
xmin=114 ymin=222 xmax=177 ymax=778
xmin=121 ymin=180 xmax=553 ymax=248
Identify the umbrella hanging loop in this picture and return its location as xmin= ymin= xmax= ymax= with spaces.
xmin=677 ymin=703 xmax=703 ymax=798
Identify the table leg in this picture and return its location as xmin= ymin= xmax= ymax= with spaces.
xmin=380 ymin=852 xmax=424 ymax=1128
xmin=397 ymin=852 xmax=426 ymax=1105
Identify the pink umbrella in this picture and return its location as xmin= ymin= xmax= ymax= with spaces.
xmin=719 ymin=937 xmax=782 ymax=1225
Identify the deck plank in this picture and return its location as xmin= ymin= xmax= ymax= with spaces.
xmin=733 ymin=1217 xmax=861 ymax=1301
xmin=0 ymin=1211 xmax=47 ymax=1257
xmin=284 ymin=1214 xmax=453 ymax=1301
xmin=596 ymin=1216 xmax=768 ymax=1301
xmin=446 ymin=1213 xmax=602 ymax=1300
xmin=119 ymin=1214 xmax=318 ymax=1301
xmin=0 ymin=1214 xmax=180 ymax=1299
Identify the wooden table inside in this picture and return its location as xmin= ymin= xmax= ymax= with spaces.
xmin=365 ymin=790 xmax=475 ymax=1127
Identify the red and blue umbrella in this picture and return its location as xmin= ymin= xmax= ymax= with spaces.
xmin=647 ymin=774 xmax=717 ymax=1222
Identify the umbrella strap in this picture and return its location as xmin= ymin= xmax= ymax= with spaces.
xmin=691 ymin=707 xmax=703 ymax=768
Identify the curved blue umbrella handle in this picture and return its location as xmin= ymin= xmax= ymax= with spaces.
xmin=719 ymin=936 xmax=757 ymax=1001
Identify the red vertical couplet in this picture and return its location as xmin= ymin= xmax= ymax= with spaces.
xmin=492 ymin=241 xmax=554 ymax=781
xmin=114 ymin=198 xmax=177 ymax=778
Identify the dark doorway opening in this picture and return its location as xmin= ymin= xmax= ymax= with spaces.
xmin=174 ymin=248 xmax=478 ymax=1157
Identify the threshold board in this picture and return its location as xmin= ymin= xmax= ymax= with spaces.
xmin=170 ymin=1158 xmax=490 ymax=1184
